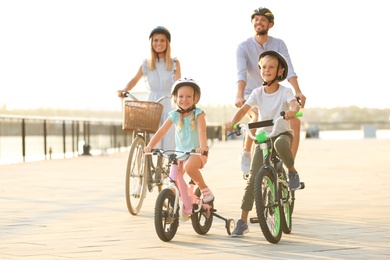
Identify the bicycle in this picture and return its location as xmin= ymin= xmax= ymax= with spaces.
xmin=122 ymin=92 xmax=171 ymax=215
xmin=147 ymin=148 xmax=235 ymax=242
xmin=231 ymin=111 xmax=305 ymax=244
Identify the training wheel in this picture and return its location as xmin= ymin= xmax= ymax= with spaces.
xmin=226 ymin=219 xmax=235 ymax=235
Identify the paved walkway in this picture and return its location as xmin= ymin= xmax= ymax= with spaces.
xmin=1 ymin=138 xmax=389 ymax=259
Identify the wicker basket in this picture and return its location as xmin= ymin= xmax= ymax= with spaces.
xmin=122 ymin=100 xmax=163 ymax=133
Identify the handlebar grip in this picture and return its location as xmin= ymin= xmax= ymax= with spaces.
xmin=295 ymin=111 xmax=303 ymax=118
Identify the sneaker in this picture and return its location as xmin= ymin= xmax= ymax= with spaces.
xmin=201 ymin=187 xmax=215 ymax=203
xmin=289 ymin=172 xmax=301 ymax=191
xmin=231 ymin=219 xmax=249 ymax=237
xmin=240 ymin=151 xmax=251 ymax=174
xmin=130 ymin=185 xmax=141 ymax=197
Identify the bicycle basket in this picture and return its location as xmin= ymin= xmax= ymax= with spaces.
xmin=122 ymin=100 xmax=163 ymax=133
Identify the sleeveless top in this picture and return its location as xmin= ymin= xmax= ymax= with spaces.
xmin=141 ymin=57 xmax=177 ymax=150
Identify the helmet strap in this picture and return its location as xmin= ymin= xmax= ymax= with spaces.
xmin=176 ymin=105 xmax=196 ymax=114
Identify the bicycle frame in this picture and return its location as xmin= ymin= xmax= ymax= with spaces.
xmin=233 ymin=111 xmax=304 ymax=243
xmin=149 ymin=150 xmax=211 ymax=217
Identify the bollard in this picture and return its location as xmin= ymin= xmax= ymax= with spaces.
xmin=81 ymin=144 xmax=92 ymax=156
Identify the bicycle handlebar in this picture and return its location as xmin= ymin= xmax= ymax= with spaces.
xmin=233 ymin=111 xmax=303 ymax=143
xmin=122 ymin=91 xmax=171 ymax=103
xmin=145 ymin=148 xmax=202 ymax=160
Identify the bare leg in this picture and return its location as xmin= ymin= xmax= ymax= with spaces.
xmin=184 ymin=156 xmax=206 ymax=189
xmin=243 ymin=108 xmax=258 ymax=152
xmin=240 ymin=210 xmax=249 ymax=223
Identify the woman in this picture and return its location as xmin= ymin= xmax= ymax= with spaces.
xmin=118 ymin=26 xmax=181 ymax=150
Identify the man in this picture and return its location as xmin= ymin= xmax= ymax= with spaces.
xmin=235 ymin=7 xmax=306 ymax=175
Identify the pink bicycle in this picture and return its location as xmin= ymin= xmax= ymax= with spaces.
xmin=146 ymin=148 xmax=235 ymax=242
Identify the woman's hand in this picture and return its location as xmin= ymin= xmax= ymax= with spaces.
xmin=144 ymin=146 xmax=152 ymax=153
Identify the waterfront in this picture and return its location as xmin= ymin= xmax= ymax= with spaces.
xmin=1 ymin=129 xmax=390 ymax=165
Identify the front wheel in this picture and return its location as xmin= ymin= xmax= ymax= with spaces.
xmin=191 ymin=187 xmax=213 ymax=235
xmin=154 ymin=189 xmax=179 ymax=242
xmin=254 ymin=169 xmax=282 ymax=244
xmin=279 ymin=182 xmax=293 ymax=234
xmin=125 ymin=136 xmax=148 ymax=215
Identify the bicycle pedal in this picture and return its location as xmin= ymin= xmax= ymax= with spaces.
xmin=249 ymin=217 xmax=258 ymax=223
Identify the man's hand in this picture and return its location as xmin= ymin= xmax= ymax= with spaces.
xmin=235 ymin=97 xmax=246 ymax=108
xmin=295 ymin=92 xmax=306 ymax=108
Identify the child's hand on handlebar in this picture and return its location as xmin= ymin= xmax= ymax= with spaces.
xmin=195 ymin=147 xmax=209 ymax=156
xmin=284 ymin=110 xmax=299 ymax=121
xmin=225 ymin=122 xmax=234 ymax=131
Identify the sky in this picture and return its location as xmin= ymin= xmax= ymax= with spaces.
xmin=1 ymin=0 xmax=389 ymax=111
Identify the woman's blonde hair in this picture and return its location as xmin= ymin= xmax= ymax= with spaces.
xmin=148 ymin=34 xmax=173 ymax=71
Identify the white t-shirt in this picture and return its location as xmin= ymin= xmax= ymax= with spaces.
xmin=245 ymin=84 xmax=295 ymax=136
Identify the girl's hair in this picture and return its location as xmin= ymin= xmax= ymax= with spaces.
xmin=148 ymin=34 xmax=173 ymax=71
xmin=177 ymin=110 xmax=196 ymax=130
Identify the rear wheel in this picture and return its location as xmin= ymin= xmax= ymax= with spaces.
xmin=154 ymin=189 xmax=179 ymax=242
xmin=191 ymin=188 xmax=213 ymax=235
xmin=254 ymin=169 xmax=282 ymax=244
xmin=125 ymin=136 xmax=148 ymax=215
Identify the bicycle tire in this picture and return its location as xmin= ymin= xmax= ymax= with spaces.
xmin=154 ymin=188 xmax=179 ymax=242
xmin=279 ymin=180 xmax=293 ymax=234
xmin=191 ymin=187 xmax=213 ymax=235
xmin=125 ymin=135 xmax=148 ymax=215
xmin=254 ymin=169 xmax=282 ymax=244
xmin=144 ymin=134 xmax=167 ymax=193
xmin=276 ymin=165 xmax=293 ymax=234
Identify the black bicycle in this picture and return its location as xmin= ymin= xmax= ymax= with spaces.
xmin=231 ymin=111 xmax=305 ymax=243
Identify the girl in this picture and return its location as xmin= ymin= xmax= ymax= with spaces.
xmin=144 ymin=78 xmax=214 ymax=203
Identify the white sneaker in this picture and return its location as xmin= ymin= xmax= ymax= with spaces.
xmin=201 ymin=187 xmax=215 ymax=203
xmin=240 ymin=151 xmax=251 ymax=174
xmin=130 ymin=185 xmax=141 ymax=197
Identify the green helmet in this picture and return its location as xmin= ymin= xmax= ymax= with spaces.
xmin=251 ymin=7 xmax=274 ymax=23
xmin=149 ymin=26 xmax=171 ymax=42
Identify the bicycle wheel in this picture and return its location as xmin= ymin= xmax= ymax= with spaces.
xmin=254 ymin=169 xmax=282 ymax=244
xmin=154 ymin=155 xmax=169 ymax=193
xmin=279 ymin=180 xmax=293 ymax=234
xmin=276 ymin=164 xmax=293 ymax=234
xmin=191 ymin=187 xmax=213 ymax=235
xmin=125 ymin=135 xmax=148 ymax=215
xmin=154 ymin=188 xmax=179 ymax=242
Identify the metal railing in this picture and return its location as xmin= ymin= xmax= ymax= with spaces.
xmin=0 ymin=115 xmax=225 ymax=164
xmin=0 ymin=115 xmax=128 ymax=164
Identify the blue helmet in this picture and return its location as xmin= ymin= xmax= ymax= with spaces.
xmin=149 ymin=26 xmax=171 ymax=42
